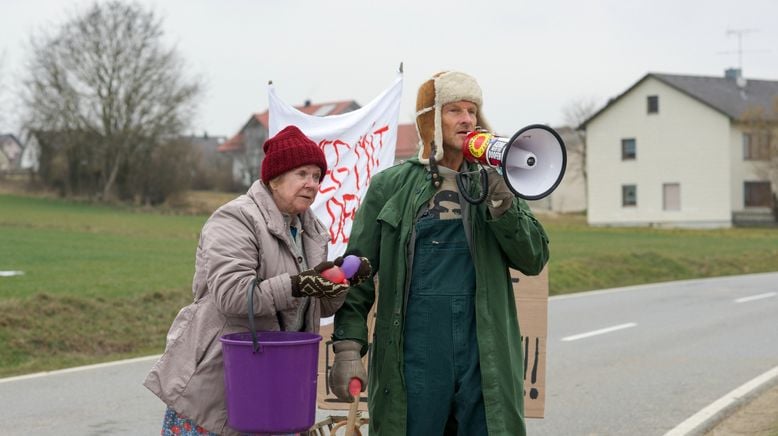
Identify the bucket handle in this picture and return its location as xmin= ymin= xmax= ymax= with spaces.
xmin=247 ymin=277 xmax=263 ymax=353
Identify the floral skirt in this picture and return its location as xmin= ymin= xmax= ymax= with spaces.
xmin=162 ymin=406 xmax=218 ymax=435
xmin=161 ymin=406 xmax=299 ymax=436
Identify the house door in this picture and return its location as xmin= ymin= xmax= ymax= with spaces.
xmin=663 ymin=183 xmax=680 ymax=211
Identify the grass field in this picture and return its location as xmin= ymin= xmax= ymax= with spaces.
xmin=1 ymin=192 xmax=777 ymax=377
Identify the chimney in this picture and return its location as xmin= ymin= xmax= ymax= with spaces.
xmin=725 ymin=68 xmax=747 ymax=88
xmin=304 ymin=99 xmax=311 ymax=107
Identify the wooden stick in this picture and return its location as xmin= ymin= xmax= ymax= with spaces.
xmin=345 ymin=378 xmax=361 ymax=436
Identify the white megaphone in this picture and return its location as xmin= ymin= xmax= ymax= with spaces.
xmin=456 ymin=124 xmax=567 ymax=204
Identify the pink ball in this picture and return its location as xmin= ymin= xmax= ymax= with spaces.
xmin=321 ymin=266 xmax=346 ymax=284
xmin=340 ymin=255 xmax=361 ymax=279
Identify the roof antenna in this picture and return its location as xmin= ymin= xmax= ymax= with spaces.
xmin=717 ymin=28 xmax=770 ymax=73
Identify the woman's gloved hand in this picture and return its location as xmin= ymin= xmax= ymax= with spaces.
xmin=486 ymin=168 xmax=514 ymax=218
xmin=329 ymin=340 xmax=367 ymax=402
xmin=332 ymin=254 xmax=373 ymax=286
xmin=290 ymin=261 xmax=350 ymax=299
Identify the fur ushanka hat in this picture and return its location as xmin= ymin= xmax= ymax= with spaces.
xmin=414 ymin=71 xmax=492 ymax=164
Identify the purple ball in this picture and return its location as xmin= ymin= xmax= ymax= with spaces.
xmin=341 ymin=255 xmax=361 ymax=279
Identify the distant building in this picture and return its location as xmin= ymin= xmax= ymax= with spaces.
xmin=0 ymin=134 xmax=24 ymax=172
xmin=582 ymin=69 xmax=778 ymax=227
xmin=218 ymin=100 xmax=360 ymax=188
xmin=19 ymin=133 xmax=40 ymax=172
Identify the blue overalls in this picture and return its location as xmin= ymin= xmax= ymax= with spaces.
xmin=403 ymin=186 xmax=487 ymax=435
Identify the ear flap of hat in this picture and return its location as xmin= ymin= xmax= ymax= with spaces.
xmin=415 ymin=76 xmax=437 ymax=162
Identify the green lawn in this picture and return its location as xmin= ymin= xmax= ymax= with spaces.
xmin=546 ymin=218 xmax=778 ymax=293
xmin=0 ymin=195 xmax=204 ymax=299
xmin=0 ymin=194 xmax=206 ymax=375
xmin=1 ymin=193 xmax=777 ymax=377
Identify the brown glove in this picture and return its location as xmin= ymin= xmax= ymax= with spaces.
xmin=290 ymin=261 xmax=350 ymax=299
xmin=486 ymin=168 xmax=514 ymax=218
xmin=349 ymin=257 xmax=372 ymax=286
xmin=329 ymin=340 xmax=367 ymax=402
xmin=333 ymin=253 xmax=373 ymax=286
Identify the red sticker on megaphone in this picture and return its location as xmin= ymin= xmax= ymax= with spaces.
xmin=467 ymin=132 xmax=491 ymax=160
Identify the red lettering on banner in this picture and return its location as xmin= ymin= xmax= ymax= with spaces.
xmin=317 ymin=123 xmax=391 ymax=244
xmin=319 ymin=167 xmax=348 ymax=195
xmin=325 ymin=193 xmax=360 ymax=245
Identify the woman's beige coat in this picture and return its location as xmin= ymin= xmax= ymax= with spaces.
xmin=144 ymin=180 xmax=343 ymax=435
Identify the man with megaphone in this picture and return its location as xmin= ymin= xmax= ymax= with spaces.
xmin=330 ymin=71 xmax=550 ymax=436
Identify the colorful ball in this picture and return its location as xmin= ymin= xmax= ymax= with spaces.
xmin=340 ymin=255 xmax=361 ymax=279
xmin=321 ymin=266 xmax=346 ymax=284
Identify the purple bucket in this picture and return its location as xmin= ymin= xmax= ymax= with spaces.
xmin=220 ymin=331 xmax=322 ymax=433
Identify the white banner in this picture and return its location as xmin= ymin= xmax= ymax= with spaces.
xmin=268 ymin=74 xmax=403 ymax=258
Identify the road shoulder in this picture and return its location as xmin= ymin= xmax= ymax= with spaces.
xmin=704 ymin=380 xmax=778 ymax=435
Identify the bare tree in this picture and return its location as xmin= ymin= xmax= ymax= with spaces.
xmin=562 ymin=97 xmax=599 ymax=197
xmin=21 ymin=1 xmax=202 ymax=201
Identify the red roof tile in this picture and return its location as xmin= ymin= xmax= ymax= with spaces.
xmin=217 ymin=132 xmax=244 ymax=153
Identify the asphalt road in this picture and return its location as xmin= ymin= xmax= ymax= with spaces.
xmin=526 ymin=271 xmax=778 ymax=435
xmin=1 ymin=272 xmax=776 ymax=435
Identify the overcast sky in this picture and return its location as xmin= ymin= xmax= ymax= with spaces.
xmin=1 ymin=0 xmax=777 ymax=138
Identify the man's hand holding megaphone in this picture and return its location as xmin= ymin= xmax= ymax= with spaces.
xmin=485 ymin=168 xmax=514 ymax=218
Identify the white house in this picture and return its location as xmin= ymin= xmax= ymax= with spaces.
xmin=19 ymin=134 xmax=40 ymax=172
xmin=0 ymin=134 xmax=24 ymax=171
xmin=582 ymin=69 xmax=778 ymax=228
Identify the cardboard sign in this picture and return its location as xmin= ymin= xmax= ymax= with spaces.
xmin=317 ymin=267 xmax=549 ymax=418
xmin=513 ymin=266 xmax=549 ymax=418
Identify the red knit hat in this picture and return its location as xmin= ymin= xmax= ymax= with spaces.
xmin=260 ymin=125 xmax=327 ymax=184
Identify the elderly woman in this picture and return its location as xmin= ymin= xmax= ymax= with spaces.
xmin=144 ymin=125 xmax=370 ymax=435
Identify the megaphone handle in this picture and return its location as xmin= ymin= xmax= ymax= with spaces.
xmin=456 ymin=169 xmax=489 ymax=205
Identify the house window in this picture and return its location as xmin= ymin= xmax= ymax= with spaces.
xmin=742 ymin=132 xmax=771 ymax=160
xmin=647 ymin=95 xmax=659 ymax=114
xmin=622 ymin=184 xmax=637 ymax=207
xmin=744 ymin=181 xmax=772 ymax=207
xmin=621 ymin=138 xmax=636 ymax=160
xmin=663 ymin=183 xmax=680 ymax=211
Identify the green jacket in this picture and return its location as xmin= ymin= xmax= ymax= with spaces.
xmin=333 ymin=158 xmax=549 ymax=435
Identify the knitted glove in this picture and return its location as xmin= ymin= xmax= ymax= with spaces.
xmin=329 ymin=340 xmax=367 ymax=402
xmin=486 ymin=168 xmax=514 ymax=218
xmin=348 ymin=257 xmax=372 ymax=286
xmin=290 ymin=261 xmax=350 ymax=299
xmin=333 ymin=253 xmax=372 ymax=286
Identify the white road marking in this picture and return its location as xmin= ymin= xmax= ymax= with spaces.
xmin=561 ymin=322 xmax=637 ymax=342
xmin=734 ymin=292 xmax=776 ymax=303
xmin=0 ymin=354 xmax=161 ymax=384
xmin=664 ymin=365 xmax=778 ymax=436
xmin=0 ymin=270 xmax=25 ymax=277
